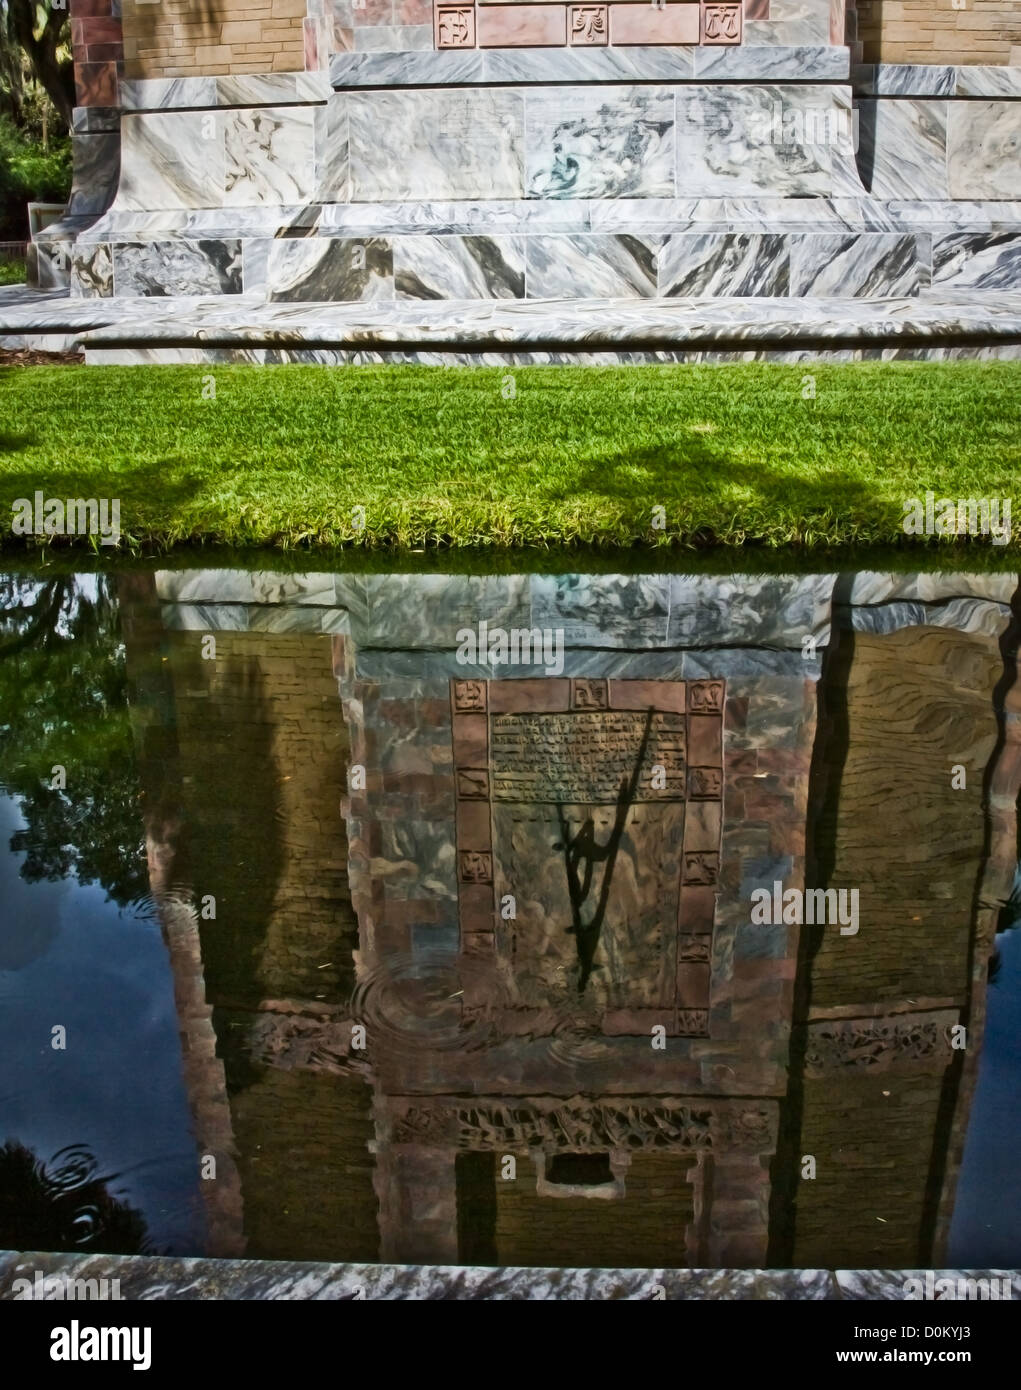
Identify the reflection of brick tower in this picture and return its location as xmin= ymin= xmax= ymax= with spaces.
xmin=129 ymin=568 xmax=1017 ymax=1272
xmin=336 ymin=576 xmax=822 ymax=1269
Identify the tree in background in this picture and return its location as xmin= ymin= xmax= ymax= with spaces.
xmin=0 ymin=575 xmax=148 ymax=908
xmin=0 ymin=2 xmax=73 ymax=248
xmin=0 ymin=0 xmax=73 ymax=129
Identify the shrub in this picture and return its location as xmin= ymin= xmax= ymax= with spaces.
xmin=0 ymin=111 xmax=72 ymax=242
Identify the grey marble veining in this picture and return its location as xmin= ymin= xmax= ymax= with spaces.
xmin=947 ymin=102 xmax=1021 ymax=202
xmin=850 ymin=596 xmax=1011 ymax=639
xmin=112 ymin=241 xmax=244 ymax=297
xmin=856 ymin=99 xmax=949 ymax=201
xmin=694 ymin=44 xmax=847 ymax=82
xmin=116 ymin=112 xmax=226 ymax=211
xmin=353 ymin=24 xmax=432 ymax=52
xmin=661 ymin=233 xmax=789 ymax=297
xmin=119 ymin=73 xmax=330 ymax=111
xmin=487 ymin=46 xmax=696 ymax=84
xmin=155 ymin=570 xmax=343 ymax=607
xmin=932 ymin=232 xmax=1021 ymax=290
xmin=70 ymin=243 xmax=113 ymax=299
xmin=331 ymin=50 xmax=487 ymax=89
xmin=55 ymin=289 xmax=1021 ymax=351
xmin=835 ymin=1270 xmax=1020 ymax=1301
xmin=319 ymin=199 xmax=588 ymax=234
xmin=314 ymin=99 xmax=350 ymax=203
xmin=348 ymin=90 xmax=525 ymax=201
xmin=224 ymin=108 xmax=318 ymax=207
xmin=675 ymin=87 xmax=833 ymax=199
xmin=395 ymin=235 xmax=525 ymax=300
xmin=266 ymin=237 xmax=393 ymax=302
xmin=526 ymin=234 xmax=662 ymax=298
xmin=955 ymin=66 xmax=1021 ymax=100
xmin=4 ymin=1251 xmax=1016 ymax=1301
xmin=849 ymin=571 xmax=1017 ymax=605
xmin=791 ymin=233 xmax=929 ymax=298
xmin=67 ymin=133 xmax=120 ymax=219
xmin=526 ymin=89 xmax=675 ymax=200
xmin=72 ymin=105 xmax=120 ymax=134
xmin=852 ymin=64 xmax=956 ymax=98
xmin=119 ymin=77 xmax=217 ymax=112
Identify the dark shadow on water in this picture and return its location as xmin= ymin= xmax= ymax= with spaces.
xmin=0 ymin=1140 xmax=153 ymax=1255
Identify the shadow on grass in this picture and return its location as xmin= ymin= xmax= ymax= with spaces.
xmin=562 ymin=444 xmax=887 ymax=518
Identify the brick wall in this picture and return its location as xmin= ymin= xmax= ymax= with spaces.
xmin=857 ymin=0 xmax=1021 ymax=65
xmin=493 ymin=1152 xmax=696 ymax=1268
xmin=70 ymin=0 xmax=124 ymax=108
xmin=121 ymin=0 xmax=308 ymax=80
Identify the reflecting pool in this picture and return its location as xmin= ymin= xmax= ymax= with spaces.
xmin=1 ymin=566 xmax=1018 ymax=1271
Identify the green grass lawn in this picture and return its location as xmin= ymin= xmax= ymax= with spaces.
xmin=0 ymin=361 xmax=1018 ymax=553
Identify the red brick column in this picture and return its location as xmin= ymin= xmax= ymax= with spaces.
xmin=70 ymin=0 xmax=124 ymax=108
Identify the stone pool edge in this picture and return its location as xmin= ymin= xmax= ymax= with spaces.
xmin=0 ymin=1252 xmax=1018 ymax=1300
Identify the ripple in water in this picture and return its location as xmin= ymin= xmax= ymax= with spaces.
xmin=350 ymin=950 xmax=511 ymax=1055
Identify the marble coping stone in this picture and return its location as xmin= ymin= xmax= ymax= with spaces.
xmin=329 ymin=44 xmax=848 ymax=89
xmin=70 ymin=199 xmax=1021 ymax=247
xmin=1 ymin=1254 xmax=1017 ymax=1300
xmin=70 ymin=292 xmax=1021 ymax=351
xmin=72 ymin=105 xmax=120 ymax=133
xmin=854 ymin=64 xmax=1021 ymax=100
xmin=119 ymin=73 xmax=332 ymax=113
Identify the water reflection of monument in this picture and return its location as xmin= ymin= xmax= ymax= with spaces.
xmin=123 ymin=570 xmax=1019 ymax=1269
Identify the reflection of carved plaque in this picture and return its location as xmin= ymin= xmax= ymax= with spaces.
xmin=456 ymin=768 xmax=490 ymax=799
xmin=688 ymin=766 xmax=723 ymax=800
xmin=683 ymin=851 xmax=719 ymax=885
xmin=569 ymin=4 xmax=608 ymax=44
xmin=689 ymin=679 xmax=725 ymax=713
xmin=436 ymin=4 xmax=476 ymax=48
xmin=572 ymin=677 xmax=608 ymax=710
xmin=453 ymin=678 xmax=487 ymax=711
xmin=460 ymin=850 xmax=493 ymax=883
xmin=701 ymin=1 xmax=743 ymax=44
xmin=490 ymin=709 xmax=686 ymax=803
xmin=451 ymin=677 xmax=725 ymax=1036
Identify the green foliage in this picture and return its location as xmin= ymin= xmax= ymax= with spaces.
xmin=0 ymin=576 xmax=148 ymax=907
xmin=0 ymin=362 xmax=1018 ymax=553
xmin=0 ymin=109 xmax=71 ymax=241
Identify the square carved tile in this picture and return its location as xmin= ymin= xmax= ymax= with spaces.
xmin=569 ymin=4 xmax=608 ymax=44
xmin=435 ymin=3 xmax=476 ymax=47
xmin=701 ymin=0 xmax=743 ymax=43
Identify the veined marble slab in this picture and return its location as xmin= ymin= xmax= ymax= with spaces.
xmin=675 ymin=86 xmax=835 ymax=198
xmin=790 ymin=233 xmax=929 ymax=297
xmin=265 ymin=238 xmax=394 ymax=302
xmin=111 ymin=241 xmax=244 ymax=297
xmin=947 ymin=102 xmax=1021 ymax=202
xmin=65 ymin=291 xmax=1021 ymax=352
xmin=318 ymin=199 xmax=588 ymax=233
xmin=70 ymin=243 xmax=113 ymax=299
xmin=348 ymin=90 xmax=525 ymax=200
xmin=329 ymin=46 xmax=845 ymax=88
xmin=395 ymin=235 xmax=526 ymax=299
xmin=116 ymin=112 xmax=226 ymax=212
xmin=856 ymin=100 xmax=949 ymax=201
xmin=119 ymin=72 xmax=331 ymax=111
xmin=955 ymin=66 xmax=1021 ymax=100
xmin=526 ymin=88 xmax=675 ymax=199
xmin=852 ymin=64 xmax=956 ymax=98
xmin=660 ymin=233 xmax=790 ymax=296
xmin=525 ymin=233 xmax=663 ymax=297
xmin=314 ymin=101 xmax=350 ymax=203
xmin=225 ymin=108 xmax=318 ymax=207
xmin=694 ymin=44 xmax=846 ymax=81
xmin=932 ymin=232 xmax=1021 ymax=291
xmin=67 ymin=133 xmax=120 ymax=219
xmin=72 ymin=105 xmax=120 ymax=134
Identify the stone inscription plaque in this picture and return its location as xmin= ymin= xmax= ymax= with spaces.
xmin=490 ymin=709 xmax=686 ymax=803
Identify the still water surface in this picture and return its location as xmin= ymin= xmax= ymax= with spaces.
xmin=0 ymin=565 xmax=1018 ymax=1271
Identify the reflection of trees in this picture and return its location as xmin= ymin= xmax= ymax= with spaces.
xmin=0 ymin=575 xmax=146 ymax=907
xmin=0 ymin=1140 xmax=151 ymax=1254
